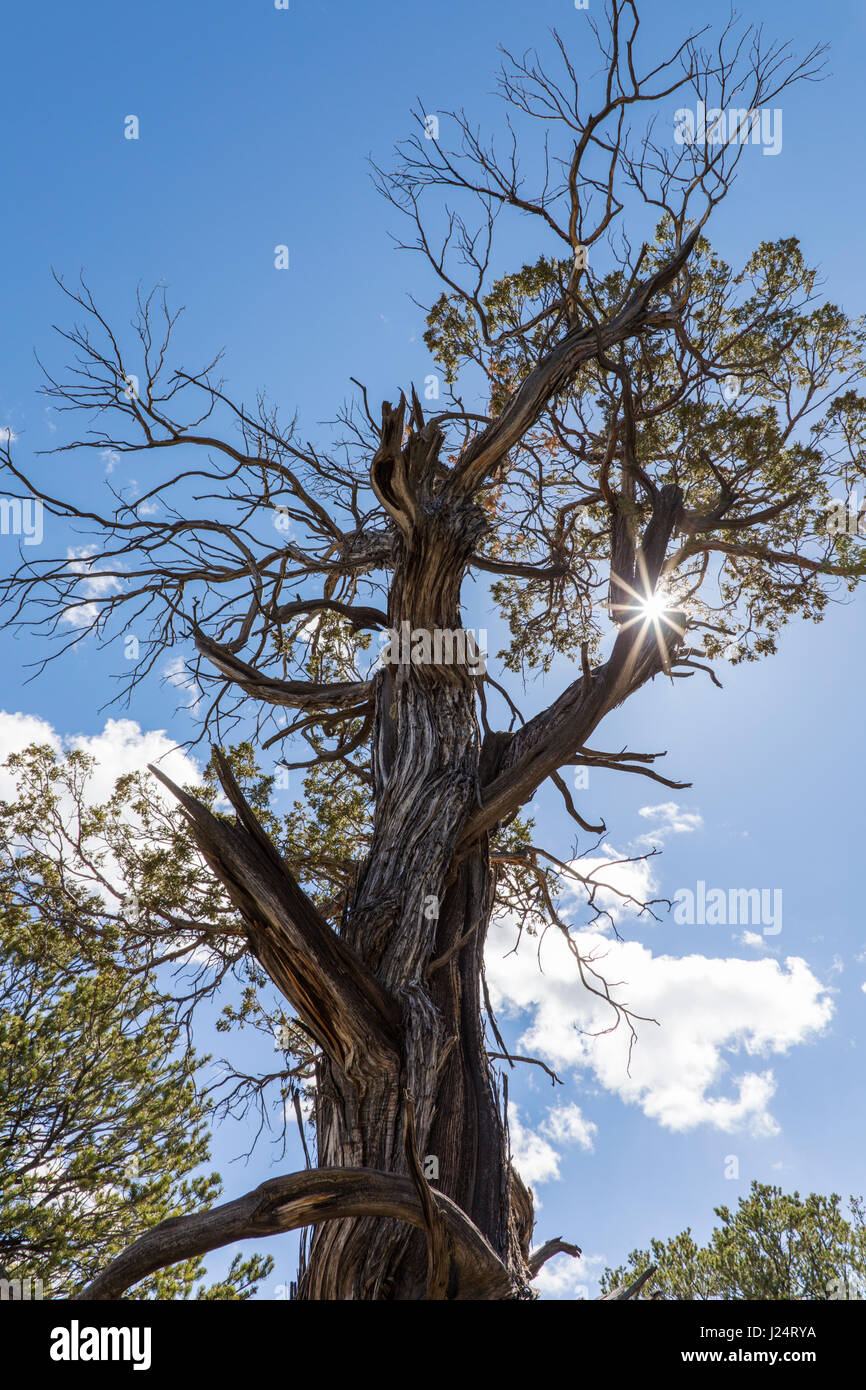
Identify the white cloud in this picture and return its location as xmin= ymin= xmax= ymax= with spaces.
xmin=635 ymin=800 xmax=704 ymax=846
xmin=532 ymin=1250 xmax=606 ymax=1301
xmin=508 ymin=1103 xmax=562 ymax=1187
xmin=0 ymin=710 xmax=61 ymax=748
xmin=0 ymin=427 xmax=18 ymax=443
xmin=0 ymin=712 xmax=62 ymax=800
xmin=65 ymin=548 xmax=123 ymax=598
xmin=66 ymin=718 xmax=201 ymax=803
xmin=737 ymin=930 xmax=769 ymax=950
xmin=0 ymin=711 xmax=206 ymax=941
xmin=542 ymin=1101 xmax=597 ymax=1152
xmin=62 ymin=602 xmax=101 ymax=630
xmin=508 ymin=1100 xmax=598 ymax=1190
xmin=486 ymin=915 xmax=833 ymax=1138
xmin=559 ymin=842 xmax=659 ymax=930
xmin=507 ymin=1100 xmax=597 ymax=1192
xmin=61 ymin=547 xmax=123 ymax=628
xmin=162 ymin=655 xmax=202 ymax=711
xmin=0 ymin=710 xmax=201 ymax=810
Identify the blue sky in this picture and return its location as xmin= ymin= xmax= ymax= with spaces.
xmin=1 ymin=0 xmax=865 ymax=1298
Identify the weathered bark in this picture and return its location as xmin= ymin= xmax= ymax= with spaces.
xmin=295 ymin=406 xmax=530 ymax=1298
xmin=74 ymin=1169 xmax=516 ymax=1301
xmin=296 ymin=835 xmax=526 ymax=1299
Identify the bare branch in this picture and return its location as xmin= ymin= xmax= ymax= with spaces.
xmin=528 ymin=1236 xmax=582 ymax=1278
xmin=74 ymin=1168 xmax=515 ymax=1301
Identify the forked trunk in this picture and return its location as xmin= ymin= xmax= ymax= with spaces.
xmin=295 ymin=836 xmax=532 ymax=1299
xmin=296 ymin=455 xmax=534 ymax=1298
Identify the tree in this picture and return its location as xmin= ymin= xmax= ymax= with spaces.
xmin=0 ymin=745 xmax=272 ymax=1299
xmin=600 ymin=1182 xmax=866 ymax=1300
xmin=0 ymin=4 xmax=861 ymax=1299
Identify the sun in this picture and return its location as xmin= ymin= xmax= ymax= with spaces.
xmin=609 ymin=573 xmax=685 ymax=653
xmin=640 ymin=590 xmax=670 ymax=620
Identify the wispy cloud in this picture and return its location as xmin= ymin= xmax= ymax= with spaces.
xmin=634 ymin=800 xmax=704 ymax=847
xmin=559 ymin=842 xmax=659 ymax=932
xmin=508 ymin=1100 xmax=597 ymax=1189
xmin=162 ymin=655 xmax=202 ymax=711
xmin=61 ymin=547 xmax=123 ymax=628
xmin=737 ymin=930 xmax=772 ymax=951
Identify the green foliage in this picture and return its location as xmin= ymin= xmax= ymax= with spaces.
xmin=600 ymin=1182 xmax=866 ymax=1300
xmin=0 ymin=744 xmax=274 ymax=1298
xmin=426 ymin=223 xmax=866 ymax=675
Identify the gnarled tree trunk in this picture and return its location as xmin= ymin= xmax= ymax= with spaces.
xmin=297 ymin=422 xmax=533 ymax=1298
